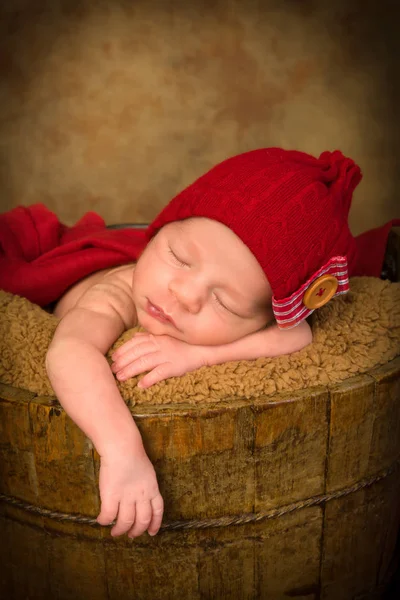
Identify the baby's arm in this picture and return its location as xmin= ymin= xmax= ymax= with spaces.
xmin=202 ymin=319 xmax=312 ymax=364
xmin=46 ymin=281 xmax=163 ymax=537
xmin=112 ymin=320 xmax=312 ymax=388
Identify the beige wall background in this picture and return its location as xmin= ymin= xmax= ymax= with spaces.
xmin=0 ymin=0 xmax=398 ymax=233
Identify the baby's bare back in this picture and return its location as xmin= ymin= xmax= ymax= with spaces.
xmin=54 ymin=264 xmax=136 ymax=320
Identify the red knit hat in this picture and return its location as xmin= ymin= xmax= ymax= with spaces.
xmin=147 ymin=148 xmax=399 ymax=329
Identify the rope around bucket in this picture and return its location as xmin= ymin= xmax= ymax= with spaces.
xmin=0 ymin=461 xmax=398 ymax=532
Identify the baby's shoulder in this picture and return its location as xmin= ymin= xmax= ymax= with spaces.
xmin=101 ymin=263 xmax=136 ymax=287
xmin=54 ymin=263 xmax=136 ymax=322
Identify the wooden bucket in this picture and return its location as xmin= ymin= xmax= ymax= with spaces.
xmin=1 ymin=356 xmax=400 ymax=600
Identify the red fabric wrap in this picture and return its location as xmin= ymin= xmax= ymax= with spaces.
xmin=0 ymin=204 xmax=147 ymax=306
xmin=354 ymin=220 xmax=400 ymax=277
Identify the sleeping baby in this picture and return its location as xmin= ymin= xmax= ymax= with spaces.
xmin=3 ymin=147 xmax=397 ymax=540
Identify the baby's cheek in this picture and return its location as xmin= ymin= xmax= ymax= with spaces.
xmin=184 ymin=317 xmax=237 ymax=346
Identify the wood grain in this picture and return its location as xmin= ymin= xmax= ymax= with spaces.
xmin=0 ymin=357 xmax=399 ymax=599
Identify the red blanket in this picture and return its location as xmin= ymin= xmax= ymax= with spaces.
xmin=0 ymin=204 xmax=147 ymax=306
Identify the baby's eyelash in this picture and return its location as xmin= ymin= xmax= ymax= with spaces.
xmin=213 ymin=293 xmax=229 ymax=312
xmin=213 ymin=293 xmax=242 ymax=318
xmin=168 ymin=248 xmax=188 ymax=267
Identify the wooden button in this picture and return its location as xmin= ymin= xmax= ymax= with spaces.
xmin=303 ymin=275 xmax=339 ymax=309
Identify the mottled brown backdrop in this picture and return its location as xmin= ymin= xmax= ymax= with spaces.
xmin=0 ymin=0 xmax=398 ymax=233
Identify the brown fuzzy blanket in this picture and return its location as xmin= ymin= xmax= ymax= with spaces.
xmin=0 ymin=277 xmax=399 ymax=407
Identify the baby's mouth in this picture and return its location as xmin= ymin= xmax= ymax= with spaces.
xmin=146 ymin=299 xmax=177 ymax=328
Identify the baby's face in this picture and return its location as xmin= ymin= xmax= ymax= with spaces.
xmin=132 ymin=218 xmax=273 ymax=345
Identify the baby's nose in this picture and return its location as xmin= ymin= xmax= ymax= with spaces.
xmin=169 ymin=278 xmax=205 ymax=314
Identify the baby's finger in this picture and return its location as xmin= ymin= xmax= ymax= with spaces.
xmin=111 ymin=341 xmax=158 ymax=372
xmin=112 ymin=334 xmax=154 ymax=360
xmin=128 ymin=501 xmax=152 ymax=538
xmin=115 ymin=352 xmax=165 ymax=381
xmin=138 ymin=363 xmax=174 ymax=389
xmin=148 ymin=494 xmax=164 ymax=536
xmin=111 ymin=500 xmax=136 ymax=537
xmin=97 ymin=498 xmax=119 ymax=527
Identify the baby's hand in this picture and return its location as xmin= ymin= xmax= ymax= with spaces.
xmin=96 ymin=447 xmax=164 ymax=538
xmin=111 ymin=333 xmax=208 ymax=388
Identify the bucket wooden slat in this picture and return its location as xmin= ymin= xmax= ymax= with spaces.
xmin=0 ymin=503 xmax=49 ymax=599
xmin=321 ymin=471 xmax=400 ymax=600
xmin=0 ymin=388 xmax=37 ymax=503
xmin=327 ymin=374 xmax=376 ymax=492
xmin=28 ymin=399 xmax=99 ymax=515
xmin=368 ymin=357 xmax=400 ymax=473
xmin=134 ymin=403 xmax=256 ymax=521
xmin=253 ymin=386 xmax=329 ymax=511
